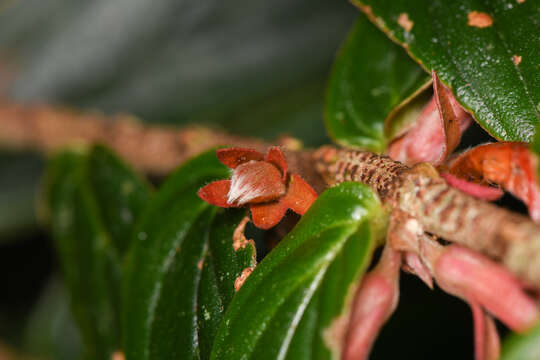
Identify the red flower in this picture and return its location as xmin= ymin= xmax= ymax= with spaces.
xmin=198 ymin=147 xmax=318 ymax=229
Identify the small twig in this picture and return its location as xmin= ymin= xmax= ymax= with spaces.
xmin=0 ymin=100 xmax=270 ymax=174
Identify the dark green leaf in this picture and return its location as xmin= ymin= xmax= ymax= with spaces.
xmin=23 ymin=277 xmax=83 ymax=360
xmin=325 ymin=16 xmax=431 ymax=152
xmin=532 ymin=123 xmax=540 ymax=178
xmin=46 ymin=151 xmax=120 ymax=359
xmin=87 ymin=145 xmax=152 ymax=255
xmin=211 ymin=182 xmax=384 ymax=360
xmin=45 ymin=145 xmax=150 ymax=359
xmin=352 ymin=0 xmax=540 ymax=142
xmin=501 ymin=323 xmax=540 ymax=360
xmin=122 ymin=150 xmax=256 ymax=360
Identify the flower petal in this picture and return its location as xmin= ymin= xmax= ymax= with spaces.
xmin=198 ymin=180 xmax=234 ymax=208
xmin=228 ymin=161 xmax=286 ymax=205
xmin=265 ymin=146 xmax=288 ymax=179
xmin=441 ymin=173 xmax=503 ymax=201
xmin=281 ymin=174 xmax=318 ymax=215
xmin=448 ymin=142 xmax=540 ymax=222
xmin=216 ymin=147 xmax=264 ymax=169
xmin=249 ymin=200 xmax=288 ymax=230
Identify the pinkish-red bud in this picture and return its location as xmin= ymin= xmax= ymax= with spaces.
xmin=470 ymin=301 xmax=500 ymax=360
xmin=434 ymin=245 xmax=539 ymax=332
xmin=344 ymin=246 xmax=401 ymax=360
xmin=388 ymin=73 xmax=472 ymax=166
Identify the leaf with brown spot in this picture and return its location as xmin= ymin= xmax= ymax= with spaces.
xmin=397 ymin=13 xmax=413 ymax=32
xmin=352 ymin=0 xmax=540 ymax=142
xmin=468 ymin=11 xmax=493 ymax=28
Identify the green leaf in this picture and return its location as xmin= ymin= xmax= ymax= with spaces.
xmin=87 ymin=145 xmax=152 ymax=255
xmin=532 ymin=123 xmax=540 ymax=179
xmin=325 ymin=16 xmax=431 ymax=152
xmin=352 ymin=0 xmax=540 ymax=142
xmin=501 ymin=323 xmax=540 ymax=360
xmin=211 ymin=182 xmax=384 ymax=360
xmin=46 ymin=151 xmax=120 ymax=359
xmin=122 ymin=150 xmax=256 ymax=360
xmin=45 ymin=145 xmax=151 ymax=359
xmin=23 ymin=277 xmax=83 ymax=360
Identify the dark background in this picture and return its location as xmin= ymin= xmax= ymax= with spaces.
xmin=0 ymin=0 xmax=511 ymax=358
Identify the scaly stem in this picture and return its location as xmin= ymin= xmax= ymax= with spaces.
xmin=314 ymin=146 xmax=540 ymax=287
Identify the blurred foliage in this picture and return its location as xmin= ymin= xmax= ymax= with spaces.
xmin=0 ymin=0 xmax=354 ymax=144
xmin=0 ymin=151 xmax=42 ymax=241
xmin=0 ymin=0 xmax=354 ymax=358
xmin=23 ymin=277 xmax=83 ymax=360
xmin=0 ymin=0 xmax=354 ymax=235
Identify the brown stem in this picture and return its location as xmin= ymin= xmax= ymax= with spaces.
xmin=314 ymin=147 xmax=540 ymax=287
xmin=2 ymin=100 xmax=540 ymax=286
xmin=0 ymin=100 xmax=270 ymax=174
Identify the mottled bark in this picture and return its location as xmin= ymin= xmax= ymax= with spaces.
xmin=314 ymin=146 xmax=540 ymax=287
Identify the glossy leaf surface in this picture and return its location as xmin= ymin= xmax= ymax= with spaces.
xmin=325 ymin=16 xmax=430 ymax=152
xmin=23 ymin=277 xmax=83 ymax=360
xmin=46 ymin=152 xmax=121 ymax=359
xmin=46 ymin=145 xmax=151 ymax=358
xmin=501 ymin=322 xmax=540 ymax=360
xmin=122 ymin=150 xmax=256 ymax=360
xmin=532 ymin=123 xmax=540 ymax=178
xmin=87 ymin=145 xmax=152 ymax=255
xmin=211 ymin=182 xmax=383 ymax=360
xmin=353 ymin=0 xmax=540 ymax=141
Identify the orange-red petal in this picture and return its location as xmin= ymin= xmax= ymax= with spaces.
xmin=197 ymin=180 xmax=234 ymax=208
xmin=249 ymin=200 xmax=288 ymax=230
xmin=448 ymin=142 xmax=540 ymax=221
xmin=266 ymin=146 xmax=288 ymax=179
xmin=216 ymin=147 xmax=264 ymax=169
xmin=281 ymin=174 xmax=318 ymax=215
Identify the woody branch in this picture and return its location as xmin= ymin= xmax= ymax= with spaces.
xmin=1 ymin=100 xmax=540 ymax=287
